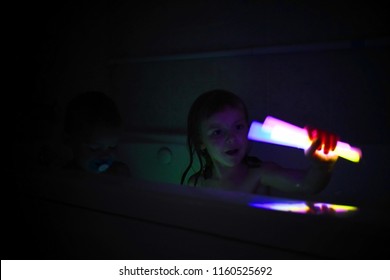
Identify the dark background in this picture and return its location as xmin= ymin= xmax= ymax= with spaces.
xmin=7 ymin=0 xmax=390 ymax=259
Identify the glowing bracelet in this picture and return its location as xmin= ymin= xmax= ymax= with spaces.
xmin=248 ymin=116 xmax=362 ymax=163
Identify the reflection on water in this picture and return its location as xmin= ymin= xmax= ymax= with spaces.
xmin=249 ymin=199 xmax=358 ymax=216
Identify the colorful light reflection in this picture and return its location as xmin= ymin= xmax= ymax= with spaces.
xmin=249 ymin=201 xmax=358 ymax=215
xmin=248 ymin=116 xmax=362 ymax=163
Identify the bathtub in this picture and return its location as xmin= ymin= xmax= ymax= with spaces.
xmin=117 ymin=131 xmax=191 ymax=185
xmin=118 ymin=131 xmax=389 ymax=205
xmin=6 ymin=132 xmax=390 ymax=259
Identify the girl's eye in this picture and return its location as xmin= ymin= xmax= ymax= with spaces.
xmin=211 ymin=129 xmax=222 ymax=136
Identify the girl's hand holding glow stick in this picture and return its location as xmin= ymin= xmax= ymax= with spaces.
xmin=248 ymin=116 xmax=362 ymax=163
xmin=304 ymin=126 xmax=339 ymax=162
xmin=305 ymin=126 xmax=339 ymax=155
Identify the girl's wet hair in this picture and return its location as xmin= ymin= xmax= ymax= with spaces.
xmin=180 ymin=89 xmax=250 ymax=185
xmin=64 ymin=91 xmax=122 ymax=135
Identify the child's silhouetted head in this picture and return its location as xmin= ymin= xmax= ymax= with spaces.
xmin=64 ymin=91 xmax=129 ymax=175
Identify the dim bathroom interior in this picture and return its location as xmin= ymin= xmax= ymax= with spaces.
xmin=7 ymin=0 xmax=390 ymax=259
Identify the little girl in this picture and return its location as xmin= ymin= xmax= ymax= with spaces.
xmin=181 ymin=89 xmax=338 ymax=195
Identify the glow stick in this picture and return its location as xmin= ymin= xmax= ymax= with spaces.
xmin=248 ymin=116 xmax=362 ymax=162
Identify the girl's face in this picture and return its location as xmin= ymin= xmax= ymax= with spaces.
xmin=200 ymin=106 xmax=249 ymax=168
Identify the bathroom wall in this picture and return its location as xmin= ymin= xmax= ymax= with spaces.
xmin=107 ymin=1 xmax=389 ymax=142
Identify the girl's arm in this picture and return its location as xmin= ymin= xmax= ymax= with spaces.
xmin=259 ymin=129 xmax=338 ymax=194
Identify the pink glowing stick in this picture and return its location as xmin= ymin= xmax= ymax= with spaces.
xmin=248 ymin=116 xmax=362 ymax=162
